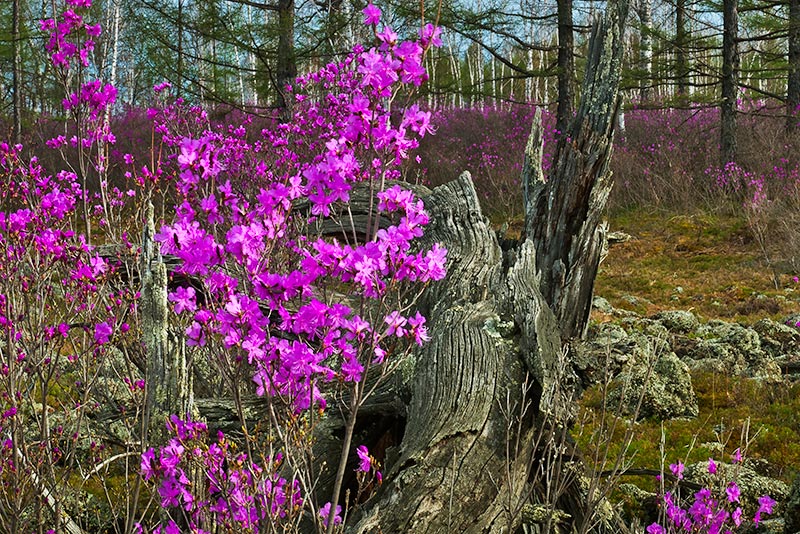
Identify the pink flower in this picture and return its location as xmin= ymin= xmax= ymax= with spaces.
xmin=168 ymin=286 xmax=197 ymax=314
xmin=670 ymin=461 xmax=684 ymax=480
xmin=363 ymin=3 xmax=381 ymax=25
xmin=731 ymin=448 xmax=742 ymax=463
xmin=384 ymin=311 xmax=407 ymax=337
xmin=94 ymin=321 xmax=113 ymax=344
xmin=754 ymin=494 xmax=776 ymax=525
xmin=726 ymin=482 xmax=740 ymax=503
xmin=340 ymin=353 xmax=364 ymax=383
xmin=408 ymin=311 xmax=429 ymax=345
xmin=356 ymin=445 xmax=371 ymax=472
xmin=733 ymin=506 xmax=743 ymax=526
xmin=141 ymin=448 xmax=156 ymax=480
xmin=85 ymin=23 xmax=101 ymax=36
xmin=708 ymin=457 xmax=717 ymax=474
xmin=319 ymin=502 xmax=342 ymax=527
xmin=759 ymin=495 xmax=776 ymax=513
xmin=420 ymin=23 xmax=442 ymax=48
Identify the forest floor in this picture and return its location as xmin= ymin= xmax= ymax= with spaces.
xmin=578 ymin=206 xmax=800 ymax=487
xmin=596 ymin=207 xmax=798 ymax=323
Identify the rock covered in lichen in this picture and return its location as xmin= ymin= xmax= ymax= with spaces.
xmin=784 ymin=472 xmax=800 ymax=534
xmin=608 ymin=350 xmax=698 ymax=420
xmin=653 ymin=309 xmax=700 ymax=333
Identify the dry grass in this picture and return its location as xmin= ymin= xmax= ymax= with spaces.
xmin=594 ymin=208 xmax=800 ymax=324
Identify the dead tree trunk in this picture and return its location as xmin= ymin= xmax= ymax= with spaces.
xmin=556 ymin=0 xmax=575 ymax=136
xmin=788 ymin=0 xmax=800 ymax=131
xmin=528 ymin=0 xmax=627 ymax=341
xmin=345 ymin=3 xmax=628 ymax=532
xmin=721 ymin=0 xmax=739 ymax=165
xmin=141 ymin=202 xmax=195 ymax=443
xmin=12 ymin=0 xmax=22 ymax=144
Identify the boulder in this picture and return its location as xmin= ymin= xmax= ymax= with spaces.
xmin=752 ymin=318 xmax=800 ymax=356
xmin=652 ymin=310 xmax=700 ymax=334
xmin=784 ymin=472 xmax=800 ymax=534
xmin=592 ymin=296 xmax=614 ymax=314
xmin=608 ymin=350 xmax=698 ymax=420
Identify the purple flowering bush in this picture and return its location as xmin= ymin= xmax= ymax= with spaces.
xmin=1 ymin=1 xmax=446 ymax=532
xmin=133 ymin=4 xmax=446 ymax=533
xmin=0 ymin=2 xmax=145 ymax=531
xmin=415 ymin=104 xmax=559 ymax=222
xmin=647 ymin=450 xmax=776 ymax=534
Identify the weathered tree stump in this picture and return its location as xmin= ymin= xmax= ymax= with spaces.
xmin=341 ymin=2 xmax=629 ymax=532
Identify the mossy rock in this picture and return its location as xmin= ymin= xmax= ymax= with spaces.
xmin=652 ymin=310 xmax=700 ymax=334
xmin=710 ymin=322 xmax=762 ymax=354
xmin=784 ymin=472 xmax=800 ymax=534
xmin=608 ymin=351 xmax=698 ymax=420
xmin=752 ymin=318 xmax=800 ymax=356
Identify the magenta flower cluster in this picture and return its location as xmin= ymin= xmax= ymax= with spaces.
xmin=648 ymin=451 xmax=775 ymax=534
xmin=138 ymin=417 xmax=304 ymax=531
xmin=41 ymin=0 xmax=100 ymax=69
xmin=131 ymin=3 xmax=446 ymax=531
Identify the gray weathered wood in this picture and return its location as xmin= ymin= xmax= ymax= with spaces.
xmin=527 ymin=0 xmax=628 ymax=341
xmin=140 ymin=202 xmax=195 ymax=442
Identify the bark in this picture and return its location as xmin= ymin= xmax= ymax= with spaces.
xmin=556 ymin=0 xmax=575 ymax=135
xmin=721 ymin=0 xmax=739 ymax=165
xmin=141 ymin=202 xmax=195 ymax=443
xmin=528 ymin=0 xmax=627 ymax=341
xmin=177 ymin=0 xmax=184 ymax=98
xmin=275 ymin=0 xmax=296 ymax=113
xmin=788 ymin=0 xmax=800 ymax=131
xmin=637 ymin=0 xmax=653 ymax=102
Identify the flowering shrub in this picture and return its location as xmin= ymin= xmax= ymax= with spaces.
xmin=647 ymin=451 xmax=776 ymax=534
xmin=415 ymin=104 xmax=558 ymax=222
xmin=133 ymin=3 xmax=444 ymax=532
xmin=1 ymin=1 xmax=445 ymax=532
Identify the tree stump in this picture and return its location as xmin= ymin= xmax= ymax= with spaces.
xmin=344 ymin=2 xmax=629 ymax=531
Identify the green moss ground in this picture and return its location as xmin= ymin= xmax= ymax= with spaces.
xmin=578 ymin=207 xmax=800 ymax=486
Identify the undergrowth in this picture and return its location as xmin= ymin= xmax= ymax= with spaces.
xmin=578 ymin=370 xmax=800 ymax=486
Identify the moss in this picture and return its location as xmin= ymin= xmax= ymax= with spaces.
xmin=594 ymin=207 xmax=800 ymax=324
xmin=578 ymin=370 xmax=800 ymax=486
